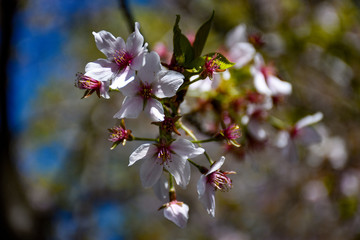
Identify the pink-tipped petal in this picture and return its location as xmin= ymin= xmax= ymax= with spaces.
xmin=113 ymin=96 xmax=143 ymax=119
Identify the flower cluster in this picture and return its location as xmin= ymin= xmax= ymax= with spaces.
xmin=75 ymin=13 xmax=323 ymax=228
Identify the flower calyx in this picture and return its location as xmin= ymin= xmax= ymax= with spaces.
xmin=75 ymin=73 xmax=102 ymax=99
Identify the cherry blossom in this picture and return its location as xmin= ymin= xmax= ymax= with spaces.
xmin=251 ymin=53 xmax=292 ymax=96
xmin=129 ymin=138 xmax=204 ymax=188
xmin=162 ymin=200 xmax=189 ymax=228
xmin=197 ymin=156 xmax=234 ymax=217
xmin=84 ymin=22 xmax=148 ymax=90
xmin=225 ymin=24 xmax=256 ymax=69
xmin=113 ymin=51 xmax=184 ymax=121
xmin=75 ymin=73 xmax=110 ymax=99
xmin=276 ymin=112 xmax=323 ymax=162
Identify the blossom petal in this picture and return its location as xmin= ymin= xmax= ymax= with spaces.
xmin=152 ymin=175 xmax=169 ymax=201
xmin=225 ymin=24 xmax=248 ymax=49
xmin=295 ymin=112 xmax=323 ymax=129
xmin=128 ymin=143 xmax=156 ymax=166
xmin=113 ymin=96 xmax=143 ymax=119
xmin=110 ymin=67 xmax=136 ymax=89
xmin=118 ymin=76 xmax=140 ymax=97
xmin=164 ymin=155 xmax=190 ymax=188
xmin=229 ymin=42 xmax=255 ymax=69
xmin=144 ymin=99 xmax=165 ymax=121
xmin=199 ymin=184 xmax=216 ymax=217
xmin=140 ymin=156 xmax=163 ymax=188
xmin=153 ymin=70 xmax=184 ymax=98
xmin=126 ymin=22 xmax=145 ymax=57
xmin=267 ymin=75 xmax=292 ymax=96
xmin=99 ymin=81 xmax=110 ymax=99
xmin=253 ymin=71 xmax=272 ymax=96
xmin=131 ymin=51 xmax=146 ymax=71
xmin=137 ymin=52 xmax=161 ymax=84
xmin=85 ymin=59 xmax=118 ymax=82
xmin=171 ymin=138 xmax=205 ymax=159
xmin=296 ymin=127 xmax=322 ymax=145
xmin=93 ymin=30 xmax=125 ymax=59
xmin=163 ymin=202 xmax=189 ymax=228
xmin=247 ymin=118 xmax=267 ymax=141
xmin=197 ymin=175 xmax=207 ymax=197
xmin=207 ymin=156 xmax=225 ymax=175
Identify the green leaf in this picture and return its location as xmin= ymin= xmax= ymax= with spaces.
xmin=203 ymin=52 xmax=235 ymax=70
xmin=173 ymin=15 xmax=194 ymax=65
xmin=193 ymin=11 xmax=215 ymax=58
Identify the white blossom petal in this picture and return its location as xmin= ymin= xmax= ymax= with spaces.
xmin=171 ymin=138 xmax=205 ymax=159
xmin=153 ymin=70 xmax=184 ymax=98
xmin=144 ymin=99 xmax=165 ymax=121
xmin=99 ymin=81 xmax=110 ymax=99
xmin=110 ymin=67 xmax=136 ymax=89
xmin=164 ymin=154 xmax=190 ymax=189
xmin=225 ymin=24 xmax=248 ymax=49
xmin=126 ymin=22 xmax=145 ymax=57
xmin=199 ymin=184 xmax=216 ymax=217
xmin=253 ymin=71 xmax=272 ymax=96
xmin=163 ymin=202 xmax=189 ymax=228
xmin=229 ymin=42 xmax=255 ymax=69
xmin=140 ymin=156 xmax=163 ymax=188
xmin=248 ymin=118 xmax=267 ymax=141
xmin=267 ymin=75 xmax=292 ymax=96
xmin=118 ymin=77 xmax=140 ymax=96
xmin=207 ymin=156 xmax=225 ymax=176
xmin=131 ymin=51 xmax=146 ymax=70
xmin=113 ymin=96 xmax=143 ymax=119
xmin=153 ymin=175 xmax=169 ymax=201
xmin=85 ymin=59 xmax=118 ymax=82
xmin=128 ymin=143 xmax=156 ymax=166
xmin=197 ymin=175 xmax=207 ymax=197
xmin=92 ymin=30 xmax=125 ymax=59
xmin=137 ymin=52 xmax=161 ymax=84
xmin=295 ymin=112 xmax=323 ymax=129
xmin=296 ymin=127 xmax=322 ymax=145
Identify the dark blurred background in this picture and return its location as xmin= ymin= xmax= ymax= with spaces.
xmin=1 ymin=0 xmax=360 ymax=239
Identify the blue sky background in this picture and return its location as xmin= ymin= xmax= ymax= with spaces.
xmin=8 ymin=1 xmax=152 ymax=238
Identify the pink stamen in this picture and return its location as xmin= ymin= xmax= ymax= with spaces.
xmin=75 ymin=73 xmax=101 ymax=90
xmin=113 ymin=50 xmax=133 ymax=69
xmin=207 ymin=170 xmax=233 ymax=191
